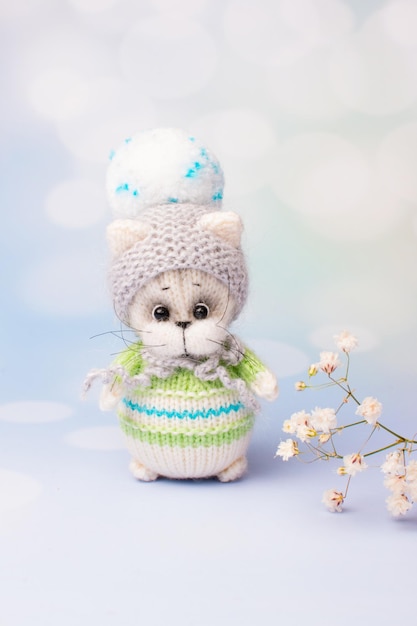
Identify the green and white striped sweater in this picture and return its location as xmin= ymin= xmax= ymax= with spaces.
xmin=112 ymin=342 xmax=268 ymax=480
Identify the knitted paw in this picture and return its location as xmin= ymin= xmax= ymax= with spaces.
xmin=129 ymin=459 xmax=158 ymax=482
xmin=250 ymin=369 xmax=279 ymax=401
xmin=217 ymin=456 xmax=248 ymax=482
xmin=99 ymin=383 xmax=123 ymax=411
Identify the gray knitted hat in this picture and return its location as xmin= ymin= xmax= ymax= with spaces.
xmin=106 ymin=129 xmax=248 ymax=323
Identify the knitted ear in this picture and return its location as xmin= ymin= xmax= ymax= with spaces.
xmin=198 ymin=211 xmax=243 ymax=248
xmin=107 ymin=219 xmax=150 ymax=257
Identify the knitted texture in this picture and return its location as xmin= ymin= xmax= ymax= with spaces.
xmin=112 ymin=342 xmax=265 ymax=479
xmin=84 ymin=127 xmax=279 ymax=481
xmin=109 ymin=204 xmax=248 ymax=324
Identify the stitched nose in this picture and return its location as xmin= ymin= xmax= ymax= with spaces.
xmin=176 ymin=321 xmax=191 ymax=329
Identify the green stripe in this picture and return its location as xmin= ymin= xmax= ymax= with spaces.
xmin=119 ymin=415 xmax=254 ymax=448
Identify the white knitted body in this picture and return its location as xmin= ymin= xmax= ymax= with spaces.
xmin=124 ymin=432 xmax=252 ymax=480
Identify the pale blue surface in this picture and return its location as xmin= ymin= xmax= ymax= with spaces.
xmin=1 ymin=1 xmax=417 ymax=624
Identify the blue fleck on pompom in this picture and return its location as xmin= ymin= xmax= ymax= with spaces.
xmin=212 ymin=191 xmax=223 ymax=201
xmin=109 ymin=149 xmax=116 ymax=161
xmin=116 ymin=183 xmax=130 ymax=193
xmin=168 ymin=197 xmax=178 ymax=203
xmin=185 ymin=161 xmax=203 ymax=178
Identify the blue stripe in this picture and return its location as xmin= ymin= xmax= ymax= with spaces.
xmin=122 ymin=397 xmax=243 ymax=420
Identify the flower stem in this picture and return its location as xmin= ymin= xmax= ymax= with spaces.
xmin=363 ymin=440 xmax=403 ymax=458
xmin=336 ymin=419 xmax=367 ymax=432
xmin=377 ymin=422 xmax=417 ymax=444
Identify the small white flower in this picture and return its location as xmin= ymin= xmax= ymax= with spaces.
xmin=308 ymin=364 xmax=318 ymax=377
xmin=275 ymin=439 xmax=299 ymax=461
xmin=383 ymin=474 xmax=406 ymax=493
xmin=318 ymin=351 xmax=341 ymax=375
xmin=295 ymin=381 xmax=306 ymax=391
xmin=355 ymin=397 xmax=382 ymax=425
xmin=319 ymin=433 xmax=331 ymax=444
xmin=322 ymin=489 xmax=344 ymax=513
xmin=386 ymin=492 xmax=412 ymax=517
xmin=343 ymin=453 xmax=368 ymax=476
xmin=284 ymin=410 xmax=315 ymax=442
xmin=406 ymin=481 xmax=417 ymax=503
xmin=282 ymin=419 xmax=295 ymax=434
xmin=406 ymin=459 xmax=417 ymax=482
xmin=296 ymin=422 xmax=317 ymax=442
xmin=380 ymin=450 xmax=404 ymax=475
xmin=334 ymin=330 xmax=358 ymax=353
xmin=405 ymin=461 xmax=417 ymax=501
xmin=310 ymin=407 xmax=337 ymax=434
xmin=284 ymin=410 xmax=310 ymax=431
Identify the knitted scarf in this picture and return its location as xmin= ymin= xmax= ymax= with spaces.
xmin=83 ymin=336 xmax=258 ymax=412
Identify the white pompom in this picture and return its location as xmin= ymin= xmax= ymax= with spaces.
xmin=106 ymin=128 xmax=224 ymax=218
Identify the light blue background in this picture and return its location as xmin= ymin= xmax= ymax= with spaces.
xmin=1 ymin=1 xmax=417 ymax=624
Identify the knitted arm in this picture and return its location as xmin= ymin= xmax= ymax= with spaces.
xmin=231 ymin=347 xmax=279 ymax=402
xmin=100 ymin=342 xmax=144 ymax=411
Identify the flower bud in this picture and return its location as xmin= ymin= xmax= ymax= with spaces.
xmin=295 ymin=381 xmax=306 ymax=391
xmin=319 ymin=433 xmax=331 ymax=444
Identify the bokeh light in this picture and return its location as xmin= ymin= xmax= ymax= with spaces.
xmin=26 ymin=68 xmax=90 ymax=121
xmin=0 ymin=401 xmax=73 ymax=423
xmin=67 ymin=0 xmax=119 ymax=13
xmin=66 ymin=426 xmax=125 ymax=450
xmin=329 ymin=9 xmax=417 ymax=115
xmin=270 ymin=132 xmax=406 ymax=241
xmin=223 ymin=0 xmax=352 ymax=68
xmin=45 ymin=178 xmax=106 ymax=228
xmin=266 ymin=50 xmax=348 ymax=119
xmin=309 ymin=325 xmax=380 ymax=353
xmin=191 ymin=109 xmax=276 ymax=198
xmin=55 ymin=77 xmax=156 ymax=162
xmin=377 ymin=122 xmax=417 ymax=204
xmin=380 ymin=0 xmax=417 ymax=49
xmin=19 ymin=250 xmax=108 ymax=316
xmin=120 ymin=16 xmax=218 ymax=99
xmin=248 ymin=339 xmax=309 ymax=378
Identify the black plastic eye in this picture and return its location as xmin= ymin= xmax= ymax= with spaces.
xmin=152 ymin=305 xmax=170 ymax=321
xmin=193 ymin=303 xmax=209 ymax=320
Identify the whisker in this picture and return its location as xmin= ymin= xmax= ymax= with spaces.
xmin=118 ymin=319 xmax=134 ymax=352
xmin=184 ymin=353 xmax=206 ymax=364
xmin=214 ymin=323 xmax=245 ymax=354
xmin=110 ymin=344 xmax=142 ymax=356
xmin=89 ymin=328 xmax=151 ymax=340
xmin=109 ymin=341 xmax=168 ymax=357
xmin=89 ymin=330 xmax=130 ymax=340
xmin=206 ymin=337 xmax=243 ymax=359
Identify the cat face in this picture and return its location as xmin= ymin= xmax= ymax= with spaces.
xmin=128 ymin=268 xmax=236 ymax=360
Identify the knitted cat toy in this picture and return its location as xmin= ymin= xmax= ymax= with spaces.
xmin=84 ymin=128 xmax=278 ymax=482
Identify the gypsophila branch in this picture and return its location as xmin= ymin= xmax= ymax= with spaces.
xmin=275 ymin=331 xmax=417 ymax=518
